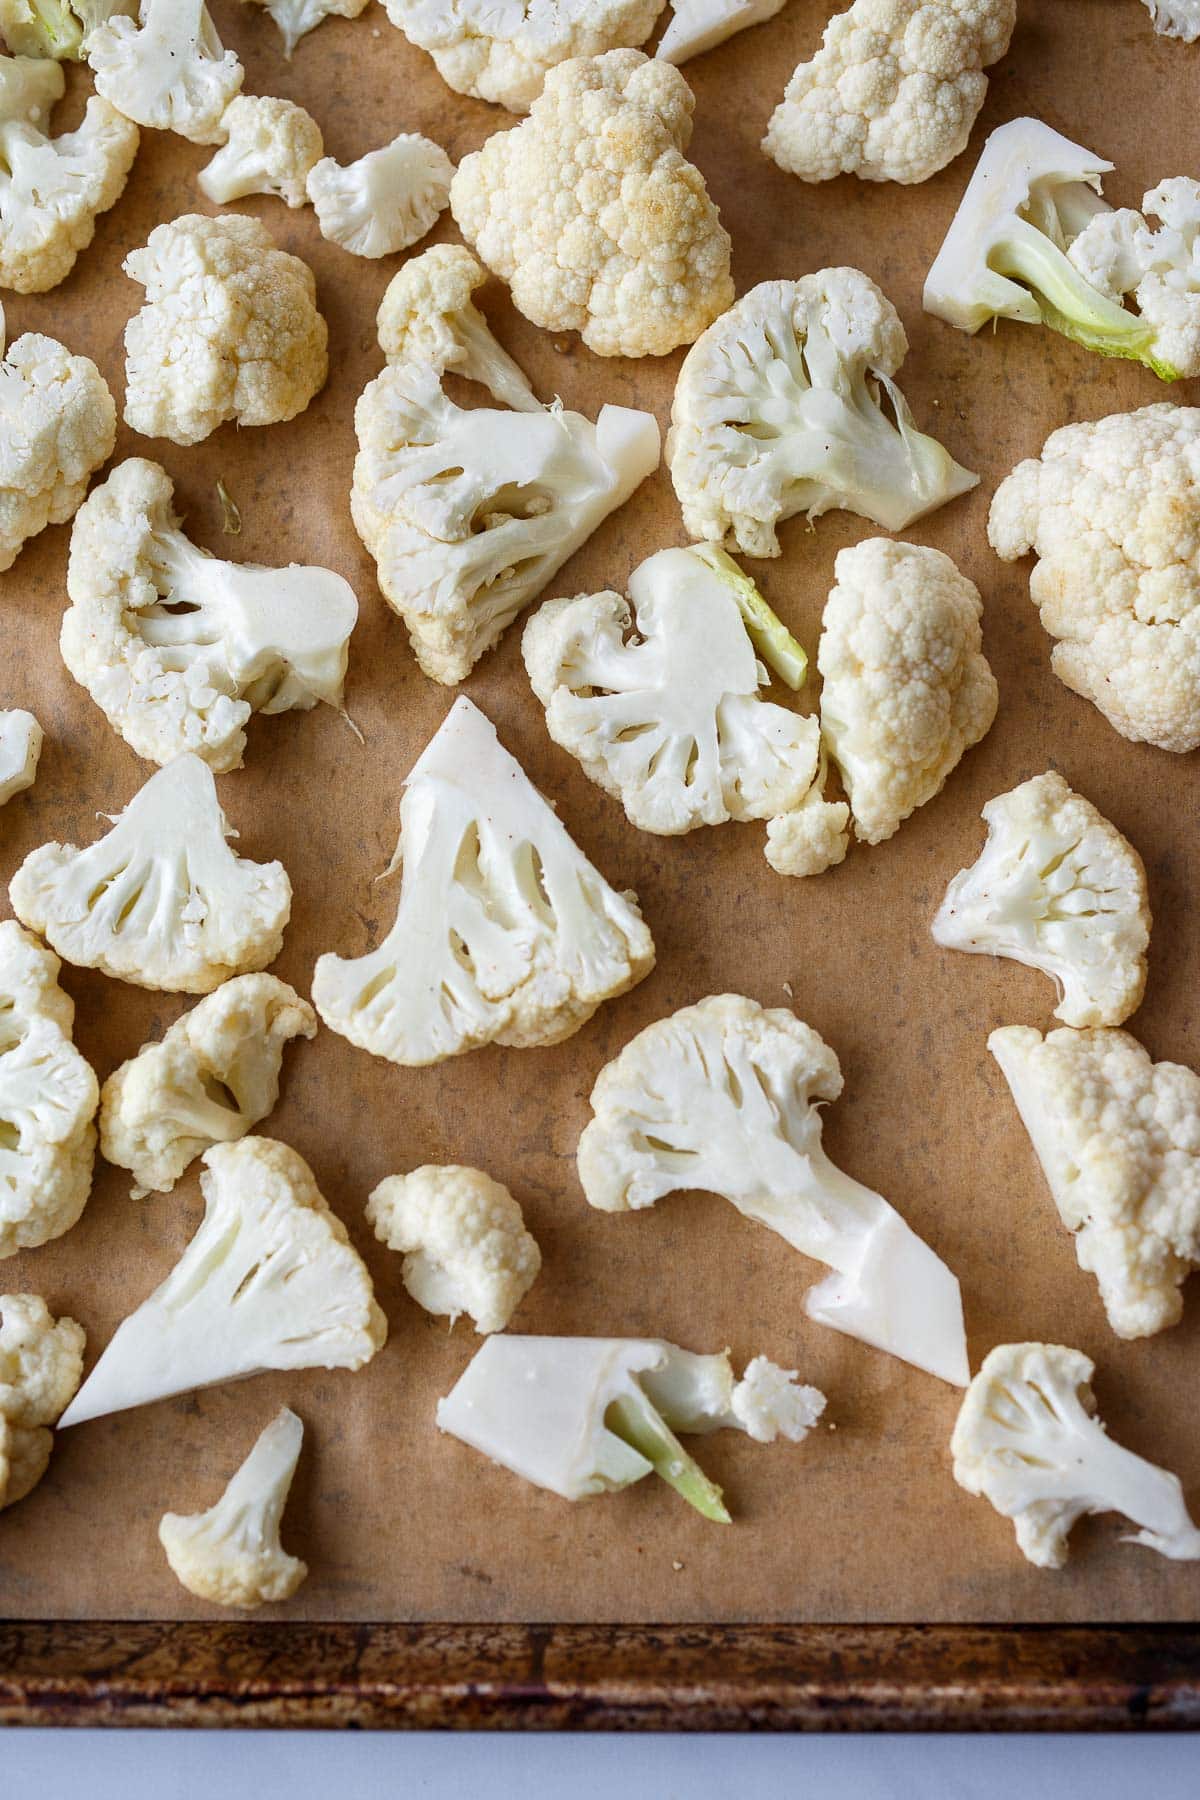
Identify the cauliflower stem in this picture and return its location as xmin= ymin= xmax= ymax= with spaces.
xmin=689 ymin=542 xmax=806 ymax=689
xmin=605 ymin=1386 xmax=731 ymax=1523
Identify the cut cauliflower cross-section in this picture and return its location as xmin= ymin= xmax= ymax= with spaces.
xmin=376 ymin=245 xmax=540 ymax=413
xmin=60 ymin=1138 xmax=387 ymax=1427
xmin=0 ymin=709 xmax=42 ymax=806
xmin=0 ymin=330 xmax=116 ymax=574
xmin=63 ymin=457 xmax=359 ymax=773
xmin=313 ymin=696 xmax=655 ymax=1067
xmin=368 ymin=1164 xmax=542 ymax=1333
xmin=656 ymin=0 xmax=787 ymax=67
xmin=0 ymin=922 xmax=99 ymax=1260
xmin=307 ymin=133 xmax=453 ymax=259
xmin=990 ymin=1025 xmax=1200 ymax=1341
xmin=242 ymin=0 xmax=369 ymax=58
xmin=0 ymin=1293 xmax=84 ymax=1511
xmin=88 ymin=0 xmax=242 ymax=144
xmin=931 ymin=772 xmax=1150 ymax=1029
xmin=450 ymin=50 xmax=733 ymax=357
xmin=159 ymin=1407 xmax=308 ymax=1608
xmin=578 ymin=994 xmax=969 ymax=1385
xmin=10 ymin=754 xmax=293 ymax=994
xmin=1067 ymin=179 xmax=1200 ymax=384
xmin=198 ymin=95 xmax=323 ymax=208
xmin=667 ymin=270 xmax=977 ymax=559
xmin=952 ymin=1342 xmax=1200 ymax=1569
xmin=101 ymin=974 xmax=317 ymax=1198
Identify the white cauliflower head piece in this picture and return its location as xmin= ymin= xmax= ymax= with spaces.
xmin=578 ymin=993 xmax=968 ymax=1384
xmin=990 ymin=1025 xmax=1200 ymax=1341
xmin=376 ymin=244 xmax=540 ymax=413
xmin=313 ymin=697 xmax=654 ymax=1066
xmin=450 ymin=49 xmax=733 ymax=357
xmin=0 ymin=708 xmax=42 ymax=805
xmin=100 ymin=974 xmax=316 ymax=1198
xmin=656 ymin=0 xmax=787 ymax=67
xmin=1141 ymin=0 xmax=1200 ymax=39
xmin=62 ymin=457 xmax=359 ymax=773
xmin=0 ymin=1292 xmax=84 ymax=1510
xmin=667 ymin=270 xmax=978 ymax=558
xmin=242 ymin=0 xmax=369 ymax=58
xmin=307 ymin=133 xmax=453 ymax=259
xmin=367 ymin=1164 xmax=542 ymax=1333
xmin=159 ymin=1407 xmax=307 ymax=1608
xmin=0 ymin=331 xmax=116 ymax=574
xmin=818 ymin=538 xmax=998 ymax=845
xmin=123 ymin=213 xmax=328 ymax=447
xmin=198 ymin=94 xmax=323 ymax=208
xmin=1066 ymin=180 xmax=1200 ymax=382
xmin=10 ymin=753 xmax=293 ymax=994
xmin=88 ymin=0 xmax=243 ymax=144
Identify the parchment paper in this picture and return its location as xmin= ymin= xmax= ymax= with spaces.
xmin=1 ymin=0 xmax=1198 ymax=1625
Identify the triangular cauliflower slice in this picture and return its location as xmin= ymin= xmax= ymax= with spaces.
xmin=0 ymin=330 xmax=116 ymax=573
xmin=367 ymin=1163 xmax=541 ymax=1333
xmin=59 ymin=1138 xmax=387 ymax=1427
xmin=0 ymin=1292 xmax=84 ymax=1510
xmin=313 ymin=697 xmax=654 ymax=1067
xmin=0 ymin=708 xmax=41 ymax=805
xmin=10 ymin=753 xmax=293 ymax=993
xmin=931 ymin=772 xmax=1150 ymax=1028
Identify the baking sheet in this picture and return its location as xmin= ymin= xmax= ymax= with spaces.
xmin=1 ymin=0 xmax=1198 ymax=1625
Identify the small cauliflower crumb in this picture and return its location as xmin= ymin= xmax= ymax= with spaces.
xmin=368 ymin=1164 xmax=542 ymax=1333
xmin=198 ymin=94 xmax=324 ymax=207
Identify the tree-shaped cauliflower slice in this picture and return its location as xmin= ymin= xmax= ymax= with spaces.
xmin=450 ymin=49 xmax=732 ymax=357
xmin=312 ymin=696 xmax=655 ymax=1067
xmin=10 ymin=753 xmax=293 ymax=993
xmin=931 ymin=772 xmax=1150 ymax=1029
xmin=198 ymin=94 xmax=324 ymax=208
xmin=989 ymin=1025 xmax=1200 ymax=1341
xmin=0 ymin=921 xmax=99 ymax=1259
xmin=101 ymin=974 xmax=317 ymax=1198
xmin=307 ymin=133 xmax=453 ymax=259
xmin=375 ymin=245 xmax=540 ymax=413
xmin=952 ymin=1342 xmax=1200 ymax=1568
xmin=0 ymin=1292 xmax=84 ymax=1510
xmin=0 ymin=709 xmax=41 ymax=806
xmin=87 ymin=0 xmax=243 ymax=144
xmin=123 ymin=214 xmax=327 ymax=447
xmin=367 ymin=1164 xmax=541 ymax=1333
xmin=667 ymin=269 xmax=978 ymax=558
xmin=60 ymin=1138 xmax=386 ymax=1426
xmin=63 ymin=457 xmax=359 ymax=772
xmin=0 ymin=330 xmax=116 ymax=573
xmin=578 ymin=993 xmax=969 ymax=1384
xmin=159 ymin=1407 xmax=307 ymax=1607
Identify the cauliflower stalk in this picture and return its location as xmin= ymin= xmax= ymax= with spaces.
xmin=242 ymin=0 xmax=369 ymax=59
xmin=656 ymin=0 xmax=787 ymax=67
xmin=376 ymin=245 xmax=540 ymax=413
xmin=198 ymin=95 xmax=323 ymax=208
xmin=931 ymin=772 xmax=1150 ymax=1029
xmin=0 ymin=708 xmax=41 ymax=805
xmin=159 ymin=1407 xmax=307 ymax=1608
xmin=0 ymin=330 xmax=115 ymax=572
xmin=63 ymin=457 xmax=359 ymax=773
xmin=0 ymin=1294 xmax=84 ymax=1510
xmin=368 ymin=1164 xmax=541 ymax=1333
xmin=307 ymin=133 xmax=453 ymax=259
xmin=578 ymin=993 xmax=969 ymax=1385
xmin=87 ymin=0 xmax=243 ymax=144
xmin=667 ymin=269 xmax=978 ymax=558
xmin=313 ymin=696 xmax=654 ymax=1065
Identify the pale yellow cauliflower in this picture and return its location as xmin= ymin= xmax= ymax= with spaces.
xmin=0 ymin=332 xmax=116 ymax=574
xmin=375 ymin=244 xmax=539 ymax=410
xmin=367 ymin=1164 xmax=542 ymax=1333
xmin=0 ymin=1293 xmax=84 ymax=1511
xmin=198 ymin=95 xmax=324 ymax=208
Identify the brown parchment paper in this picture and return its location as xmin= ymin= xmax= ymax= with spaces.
xmin=1 ymin=0 xmax=1198 ymax=1626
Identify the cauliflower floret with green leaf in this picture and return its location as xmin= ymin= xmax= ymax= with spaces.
xmin=368 ymin=1164 xmax=542 ymax=1333
xmin=0 ymin=332 xmax=115 ymax=571
xmin=241 ymin=0 xmax=368 ymax=58
xmin=160 ymin=1407 xmax=307 ymax=1608
xmin=450 ymin=49 xmax=732 ymax=357
xmin=0 ymin=709 xmax=41 ymax=805
xmin=0 ymin=1293 xmax=83 ymax=1510
xmin=1066 ymin=180 xmax=1200 ymax=381
xmin=376 ymin=245 xmax=540 ymax=412
xmin=198 ymin=94 xmax=323 ymax=207
xmin=1140 ymin=0 xmax=1200 ymax=41
xmin=88 ymin=0 xmax=242 ymax=143
xmin=307 ymin=133 xmax=452 ymax=259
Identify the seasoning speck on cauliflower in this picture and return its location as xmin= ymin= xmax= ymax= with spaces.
xmin=367 ymin=1164 xmax=542 ymax=1333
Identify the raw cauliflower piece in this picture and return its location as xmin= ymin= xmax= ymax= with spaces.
xmin=729 ymin=1355 xmax=826 ymax=1444
xmin=60 ymin=1138 xmax=387 ymax=1426
xmin=312 ymin=696 xmax=654 ymax=1066
xmin=351 ymin=361 xmax=659 ymax=684
xmin=242 ymin=0 xmax=368 ymax=57
xmin=988 ymin=406 xmax=1200 ymax=753
xmin=762 ymin=774 xmax=851 ymax=878
xmin=1141 ymin=0 xmax=1200 ymax=38
xmin=0 ymin=54 xmax=138 ymax=293
xmin=375 ymin=245 xmax=539 ymax=412
xmin=307 ymin=133 xmax=453 ymax=259
xmin=931 ymin=772 xmax=1150 ymax=1030
xmin=159 ymin=1407 xmax=307 ymax=1608
xmin=990 ymin=1025 xmax=1200 ymax=1341
xmin=952 ymin=1342 xmax=1200 ymax=1568
xmin=578 ymin=993 xmax=968 ymax=1384
xmin=764 ymin=0 xmax=1015 ymax=186
xmin=198 ymin=94 xmax=323 ymax=208
xmin=0 ymin=331 xmax=116 ymax=573
xmin=667 ymin=270 xmax=977 ymax=558
xmin=62 ymin=457 xmax=359 ymax=772
xmin=0 ymin=1293 xmax=83 ymax=1510
xmin=367 ymin=1164 xmax=541 ymax=1333
xmin=123 ymin=214 xmax=328 ymax=447
xmin=88 ymin=0 xmax=243 ymax=144
xmin=818 ymin=538 xmax=997 ymax=846
xmin=100 ymin=974 xmax=317 ymax=1197
xmin=450 ymin=49 xmax=733 ymax=357
xmin=0 ymin=0 xmax=136 ymax=57
xmin=656 ymin=0 xmax=786 ymax=65
xmin=0 ymin=708 xmax=41 ymax=805
xmin=10 ymin=754 xmax=293 ymax=994
xmin=0 ymin=921 xmax=99 ymax=1260
xmin=640 ymin=1345 xmax=826 ymax=1445
xmin=1066 ymin=180 xmax=1200 ymax=383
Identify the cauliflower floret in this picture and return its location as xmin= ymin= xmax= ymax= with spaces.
xmin=0 ymin=708 xmax=41 ymax=805
xmin=656 ymin=0 xmax=787 ymax=66
xmin=817 ymin=538 xmax=997 ymax=846
xmin=101 ymin=974 xmax=317 ymax=1198
xmin=1141 ymin=0 xmax=1200 ymax=40
xmin=62 ymin=457 xmax=358 ymax=772
xmin=198 ymin=94 xmax=323 ymax=208
xmin=728 ymin=1356 xmax=826 ymax=1444
xmin=313 ymin=696 xmax=654 ymax=1066
xmin=122 ymin=213 xmax=328 ymax=447
xmin=667 ymin=271 xmax=977 ymax=558
xmin=160 ymin=1407 xmax=307 ymax=1608
xmin=764 ymin=0 xmax=1016 ymax=186
xmin=0 ymin=1293 xmax=83 ymax=1510
xmin=0 ymin=331 xmax=116 ymax=573
xmin=931 ymin=772 xmax=1150 ymax=1029
xmin=367 ymin=1164 xmax=542 ymax=1333
xmin=450 ymin=49 xmax=732 ymax=357
xmin=762 ymin=779 xmax=851 ymax=878
xmin=1067 ymin=180 xmax=1200 ymax=381
xmin=988 ymin=405 xmax=1200 ymax=753
xmin=0 ymin=56 xmax=138 ymax=293
xmin=10 ymin=754 xmax=293 ymax=993
xmin=88 ymin=0 xmax=242 ymax=143
xmin=0 ymin=0 xmax=136 ymax=56
xmin=242 ymin=0 xmax=369 ymax=58
xmin=307 ymin=133 xmax=452 ymax=259
xmin=0 ymin=922 xmax=99 ymax=1260
xmin=376 ymin=245 xmax=539 ymax=412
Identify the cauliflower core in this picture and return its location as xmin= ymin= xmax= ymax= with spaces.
xmin=0 ymin=1293 xmax=84 ymax=1510
xmin=375 ymin=245 xmax=540 ymax=412
xmin=989 ymin=405 xmax=1200 ymax=753
xmin=368 ymin=1164 xmax=541 ymax=1333
xmin=123 ymin=214 xmax=328 ymax=447
xmin=0 ymin=331 xmax=116 ymax=573
xmin=198 ymin=94 xmax=323 ymax=207
xmin=307 ymin=133 xmax=453 ymax=259
xmin=764 ymin=0 xmax=1016 ymax=187
xmin=0 ymin=708 xmax=42 ymax=805
xmin=88 ymin=0 xmax=243 ymax=144
xmin=160 ymin=1406 xmax=307 ymax=1608
xmin=931 ymin=772 xmax=1150 ymax=1030
xmin=450 ymin=49 xmax=733 ymax=357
